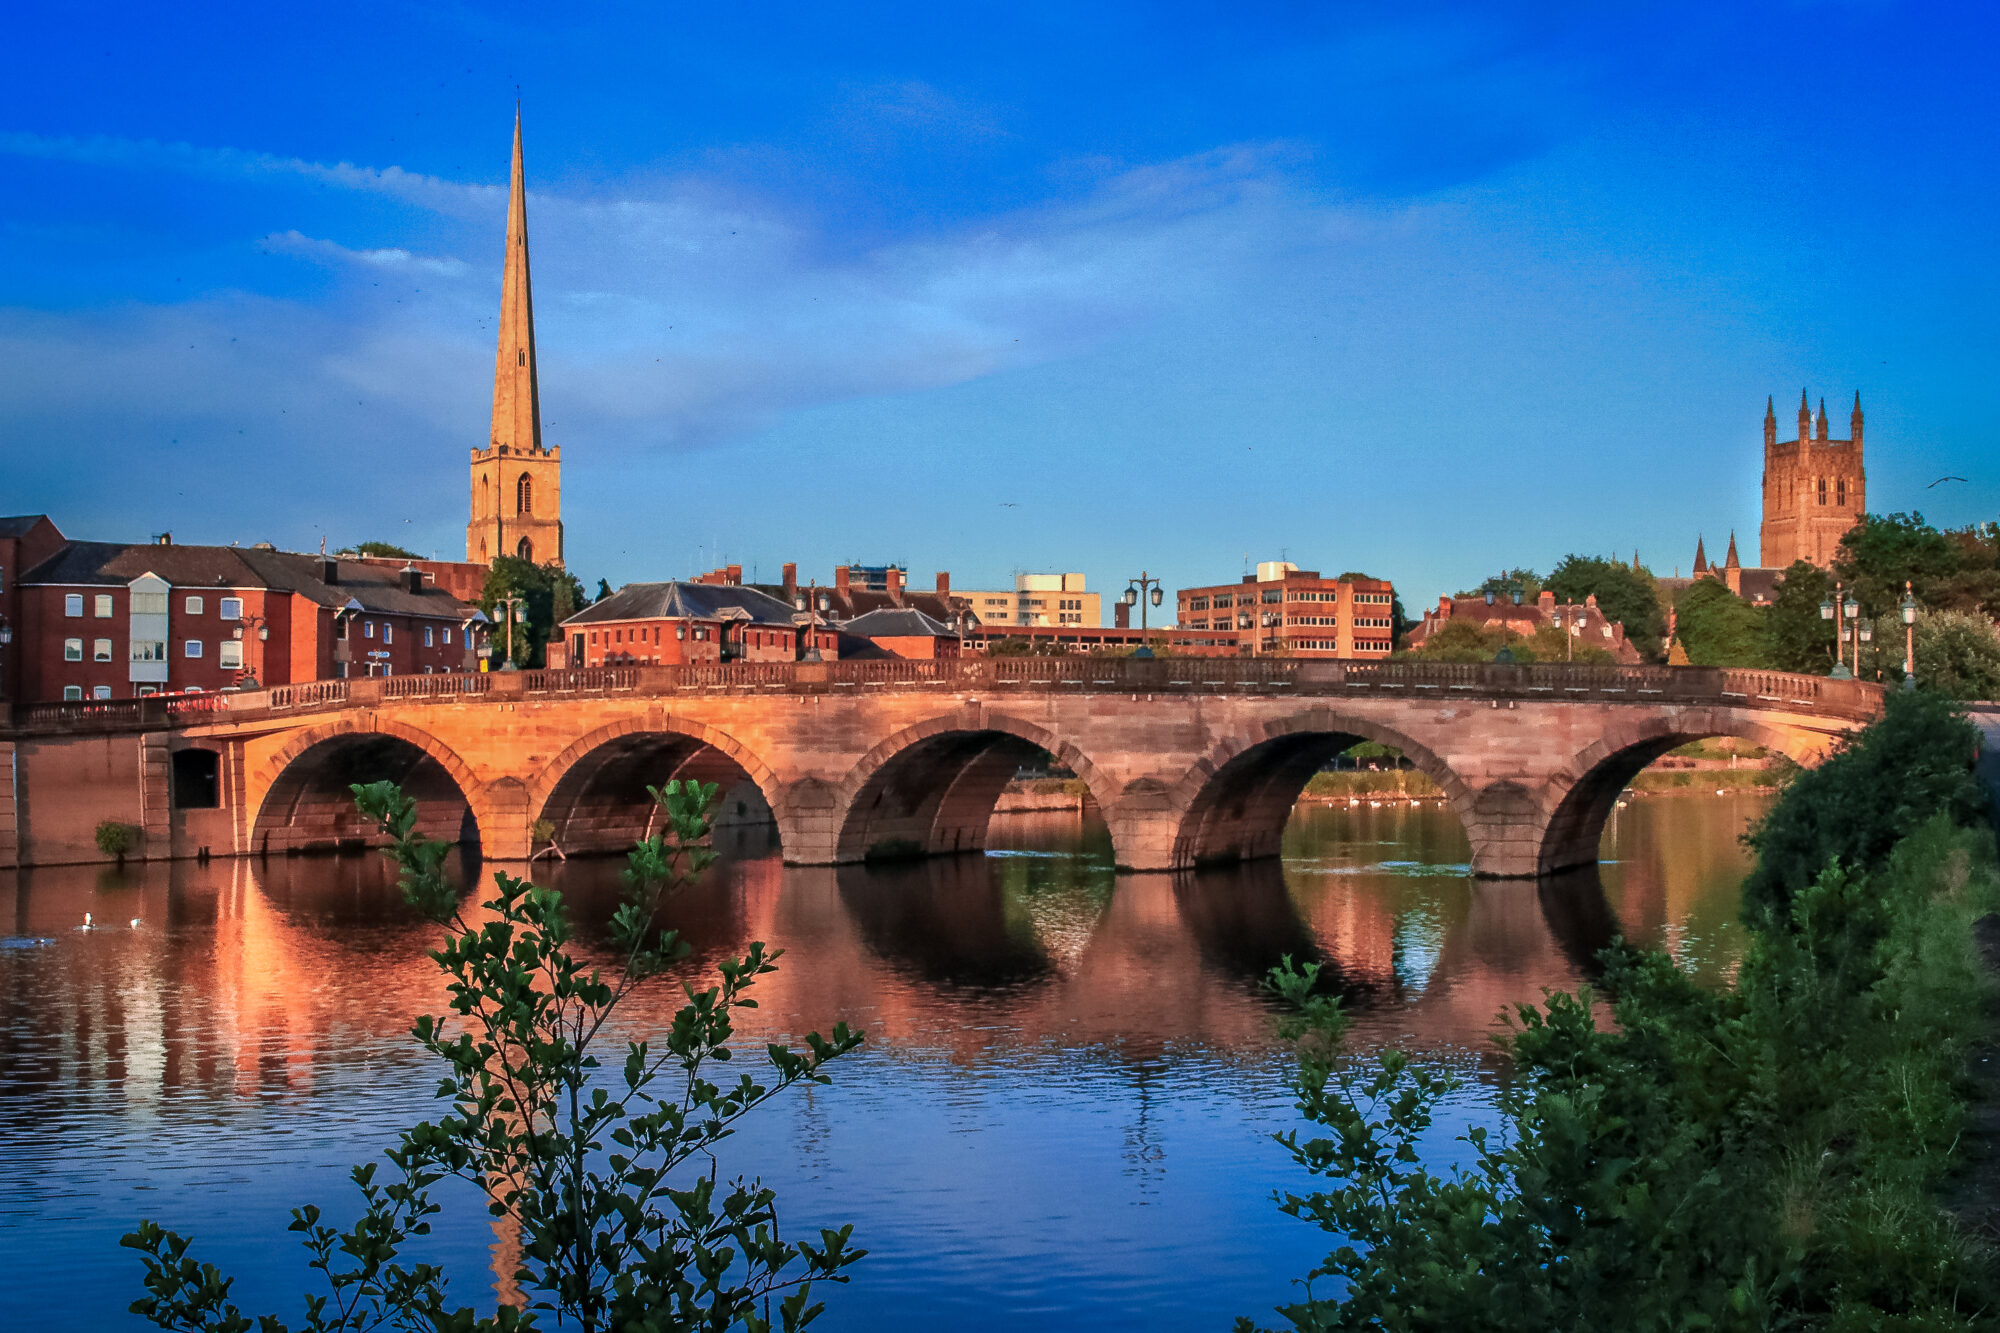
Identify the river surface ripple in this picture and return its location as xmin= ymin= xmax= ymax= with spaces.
xmin=0 ymin=795 xmax=1767 ymax=1331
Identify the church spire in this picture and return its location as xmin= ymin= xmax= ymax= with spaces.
xmin=1815 ymin=397 xmax=1828 ymax=441
xmin=490 ymin=105 xmax=542 ymax=455
xmin=1724 ymin=531 xmax=1740 ymax=569
xmin=1851 ymin=391 xmax=1864 ymax=449
xmin=1797 ymin=388 xmax=1811 ymax=442
xmin=1693 ymin=535 xmax=1708 ymax=574
xmin=1764 ymin=394 xmax=1777 ymax=449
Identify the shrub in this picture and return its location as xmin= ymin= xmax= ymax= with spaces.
xmin=95 ymin=820 xmax=136 ymax=862
xmin=124 ymin=778 xmax=864 ymax=1332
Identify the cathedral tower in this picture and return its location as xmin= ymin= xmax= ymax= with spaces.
xmin=467 ymin=108 xmax=564 ymax=567
xmin=1758 ymin=388 xmax=1864 ymax=569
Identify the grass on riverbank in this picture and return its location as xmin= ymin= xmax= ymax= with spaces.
xmin=1248 ymin=692 xmax=2000 ymax=1331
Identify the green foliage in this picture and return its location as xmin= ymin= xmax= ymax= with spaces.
xmin=1910 ymin=610 xmax=2000 ymax=701
xmin=94 ymin=820 xmax=136 ymax=860
xmin=1835 ymin=511 xmax=2000 ymax=618
xmin=1546 ymin=554 xmax=1666 ymax=659
xmin=1743 ymin=690 xmax=1987 ymax=927
xmin=1455 ymin=568 xmax=1543 ymax=602
xmin=481 ymin=557 xmax=589 ymax=669
xmin=1247 ymin=793 xmax=2000 ymax=1331
xmin=1673 ymin=577 xmax=1771 ymax=667
xmin=124 ymin=779 xmax=864 ymax=1333
xmin=1762 ymin=560 xmax=1837 ymax=673
xmin=594 ymin=579 xmax=614 ymax=604
xmin=1399 ymin=619 xmax=1613 ymax=665
xmin=341 ymin=541 xmax=422 ymax=560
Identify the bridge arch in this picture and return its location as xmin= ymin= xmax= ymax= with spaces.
xmin=1164 ymin=709 xmax=1472 ymax=870
xmin=531 ymin=715 xmax=787 ymax=858
xmin=829 ymin=711 xmax=1120 ymax=863
xmin=250 ymin=719 xmax=489 ymax=855
xmin=1536 ymin=709 xmax=1825 ymax=876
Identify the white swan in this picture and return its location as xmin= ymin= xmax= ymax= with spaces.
xmin=128 ymin=917 xmax=143 ymax=929
xmin=79 ymin=912 xmax=95 ymax=932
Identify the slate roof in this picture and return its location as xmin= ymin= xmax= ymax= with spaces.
xmin=562 ymin=581 xmax=802 ymax=628
xmin=19 ymin=542 xmax=474 ymax=619
xmin=740 ymin=582 xmax=972 ymax=625
xmin=843 ymin=607 xmax=958 ymax=638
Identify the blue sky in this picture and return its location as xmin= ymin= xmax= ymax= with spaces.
xmin=2 ymin=1 xmax=1995 ymax=608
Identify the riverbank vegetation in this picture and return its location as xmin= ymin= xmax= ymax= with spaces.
xmin=1249 ymin=690 xmax=2000 ymax=1330
xmin=124 ymin=779 xmax=862 ymax=1333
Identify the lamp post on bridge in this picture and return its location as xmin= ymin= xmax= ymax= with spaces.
xmin=1820 ymin=584 xmax=1856 ymax=680
xmin=494 ymin=595 xmax=529 ymax=671
xmin=230 ymin=616 xmax=272 ymax=690
xmin=793 ymin=580 xmax=832 ymax=663
xmin=1122 ymin=573 xmax=1164 ymax=659
xmin=1900 ymin=581 xmax=1919 ymax=692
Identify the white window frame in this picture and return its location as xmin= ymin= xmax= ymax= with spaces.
xmin=383 ymin=624 xmax=393 ymax=645
xmin=64 ymin=594 xmax=83 ymax=617
xmin=63 ymin=638 xmax=82 ymax=661
xmin=218 ymin=641 xmax=243 ymax=669
xmin=184 ymin=640 xmax=203 ymax=659
xmin=424 ymin=626 xmax=434 ymax=647
xmin=219 ymin=597 xmax=243 ymax=621
xmin=93 ymin=638 xmax=112 ymax=662
xmin=92 ymin=685 xmax=113 ymax=700
xmin=62 ymin=685 xmax=83 ymax=701
xmin=365 ymin=621 xmax=375 ymax=639
xmin=94 ymin=593 xmax=114 ymax=618
xmin=185 ymin=596 xmax=203 ymax=614
xmin=442 ymin=627 xmax=453 ymax=645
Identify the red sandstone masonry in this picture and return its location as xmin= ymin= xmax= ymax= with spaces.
xmin=2 ymin=661 xmax=1879 ymax=875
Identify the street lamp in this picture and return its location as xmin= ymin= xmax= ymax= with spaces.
xmin=796 ymin=580 xmax=831 ymax=663
xmin=1261 ymin=609 xmax=1281 ymax=655
xmin=230 ymin=616 xmax=273 ymax=689
xmin=1820 ymin=585 xmax=1850 ymax=680
xmin=1123 ymin=572 xmax=1165 ymax=659
xmin=1843 ymin=591 xmax=1861 ymax=679
xmin=1900 ymin=581 xmax=1919 ymax=692
xmin=494 ymin=595 xmax=529 ymax=670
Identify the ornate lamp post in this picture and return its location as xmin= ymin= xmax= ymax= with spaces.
xmin=1261 ymin=609 xmax=1281 ymax=655
xmin=494 ymin=595 xmax=529 ymax=670
xmin=794 ymin=580 xmax=832 ymax=663
xmin=231 ymin=616 xmax=273 ymax=689
xmin=1236 ymin=609 xmax=1253 ymax=656
xmin=1820 ymin=585 xmax=1850 ymax=680
xmin=1900 ymin=581 xmax=1919 ymax=692
xmin=1843 ymin=590 xmax=1861 ymax=678
xmin=1123 ymin=573 xmax=1165 ymax=659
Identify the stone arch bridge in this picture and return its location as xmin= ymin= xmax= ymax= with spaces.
xmin=0 ymin=659 xmax=1883 ymax=878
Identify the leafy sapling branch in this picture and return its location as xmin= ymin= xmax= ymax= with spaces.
xmin=124 ymin=777 xmax=864 ymax=1333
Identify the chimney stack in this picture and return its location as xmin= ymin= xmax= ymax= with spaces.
xmin=886 ymin=567 xmax=904 ymax=601
xmin=834 ymin=566 xmax=851 ymax=594
xmin=726 ymin=563 xmax=742 ymax=586
xmin=321 ymin=556 xmax=340 ymax=586
xmin=1114 ymin=601 xmax=1131 ymax=629
xmin=935 ymin=571 xmax=950 ymax=597
xmin=401 ymin=563 xmax=423 ymax=594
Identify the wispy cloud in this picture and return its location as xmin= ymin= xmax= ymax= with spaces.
xmin=263 ymin=230 xmax=471 ymax=276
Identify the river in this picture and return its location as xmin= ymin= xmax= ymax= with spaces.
xmin=0 ymin=793 xmax=1768 ymax=1331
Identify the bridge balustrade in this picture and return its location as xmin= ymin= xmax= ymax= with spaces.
xmin=1 ymin=657 xmax=1888 ymax=736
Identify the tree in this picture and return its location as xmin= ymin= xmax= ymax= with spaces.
xmin=595 ymin=579 xmax=614 ymax=604
xmin=1399 ymin=618 xmax=1510 ymax=663
xmin=341 ymin=541 xmax=423 ymax=560
xmin=125 ymin=779 xmax=864 ymax=1333
xmin=1760 ymin=560 xmax=1835 ymax=674
xmin=481 ymin=557 xmax=588 ymax=668
xmin=1672 ymin=579 xmax=1769 ymax=667
xmin=1910 ymin=610 xmax=2000 ymax=701
xmin=1545 ymin=556 xmax=1665 ymax=659
xmin=1454 ymin=568 xmax=1543 ymax=602
xmin=1833 ymin=511 xmax=1966 ymax=614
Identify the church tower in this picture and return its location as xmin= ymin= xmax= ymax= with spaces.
xmin=1757 ymin=388 xmax=1864 ymax=570
xmin=467 ymin=108 xmax=564 ymax=567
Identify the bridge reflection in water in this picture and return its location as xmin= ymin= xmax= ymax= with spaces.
xmin=0 ymin=795 xmax=1765 ymax=1332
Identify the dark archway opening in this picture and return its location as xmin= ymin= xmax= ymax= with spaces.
xmin=539 ymin=732 xmax=776 ymax=859
xmin=171 ymin=748 xmax=221 ymax=809
xmin=838 ymin=731 xmax=1093 ymax=863
xmin=1541 ymin=732 xmax=1794 ymax=877
xmin=257 ymin=735 xmax=477 ymax=856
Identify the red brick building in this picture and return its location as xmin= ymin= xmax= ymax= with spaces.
xmin=557 ymin=582 xmax=834 ymax=668
xmin=1174 ymin=566 xmax=1396 ymax=658
xmin=1404 ymin=588 xmax=1643 ymax=664
xmin=1 ymin=520 xmax=489 ymax=702
xmin=841 ymin=608 xmax=962 ymax=659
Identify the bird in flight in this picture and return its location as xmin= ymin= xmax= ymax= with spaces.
xmin=999 ymin=502 xmax=1019 ymax=508
xmin=1928 ymin=476 xmax=1968 ymax=488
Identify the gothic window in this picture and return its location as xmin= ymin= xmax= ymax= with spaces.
xmin=481 ymin=475 xmax=490 ymax=514
xmin=517 ymin=473 xmax=533 ymax=516
xmin=1837 ymin=477 xmax=1847 ymax=506
xmin=517 ymin=536 xmax=534 ymax=562
xmin=1817 ymin=477 xmax=1827 ymax=505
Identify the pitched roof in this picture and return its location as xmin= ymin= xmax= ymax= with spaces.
xmin=0 ymin=514 xmax=55 ymax=538
xmin=562 ymin=581 xmax=801 ymax=628
xmin=19 ymin=542 xmax=473 ymax=618
xmin=843 ymin=607 xmax=957 ymax=638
